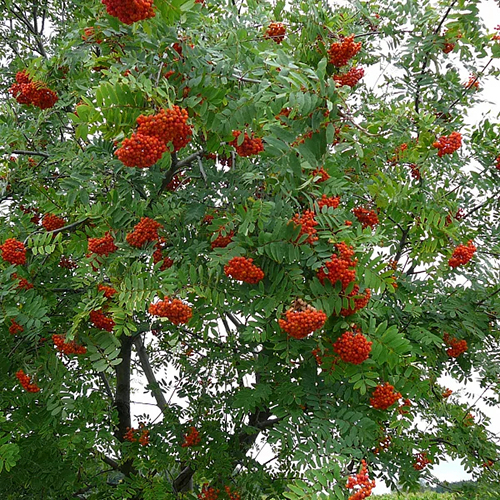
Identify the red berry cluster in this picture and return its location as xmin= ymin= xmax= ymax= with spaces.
xmin=126 ymin=217 xmax=162 ymax=248
xmin=370 ymin=382 xmax=402 ymax=410
xmin=149 ymin=298 xmax=193 ymax=325
xmin=225 ymin=487 xmax=241 ymax=500
xmin=413 ymin=452 xmax=431 ymax=471
xmin=264 ymin=22 xmax=286 ymax=43
xmin=9 ymin=319 xmax=24 ymax=335
xmin=42 ymin=214 xmax=66 ymax=232
xmin=229 ymin=131 xmax=264 ymax=157
xmin=198 ymin=484 xmax=219 ymax=500
xmin=90 ymin=309 xmax=115 ymax=332
xmin=16 ymin=369 xmax=40 ymax=392
xmin=98 ymin=283 xmax=117 ymax=298
xmin=292 ymin=210 xmax=319 ymax=244
xmin=388 ymin=143 xmax=408 ymax=164
xmin=445 ymin=208 xmax=464 ymax=226
xmin=397 ymin=398 xmax=412 ymax=415
xmin=464 ymin=74 xmax=479 ymax=90
xmin=20 ymin=204 xmax=41 ymax=225
xmin=334 ymin=67 xmax=365 ymax=87
xmin=115 ymin=133 xmax=167 ymax=168
xmin=443 ymin=42 xmax=455 ymax=53
xmin=59 ymin=256 xmax=78 ymax=269
xmin=1 ymin=238 xmax=27 ymax=265
xmin=373 ymin=436 xmax=391 ymax=454
xmin=52 ymin=334 xmax=87 ymax=355
xmin=9 ymin=70 xmax=58 ymax=109
xmin=136 ymin=106 xmax=192 ymax=152
xmin=409 ymin=163 xmax=421 ymax=180
xmin=211 ymin=229 xmax=234 ymax=249
xmin=317 ymin=242 xmax=357 ymax=290
xmin=340 ymin=286 xmax=371 ymax=317
xmin=346 ymin=460 xmax=375 ymax=500
xmin=442 ymin=388 xmax=453 ymax=399
xmin=317 ymin=194 xmax=340 ymax=210
xmin=311 ymin=166 xmax=330 ymax=183
xmin=353 ymin=207 xmax=379 ymax=229
xmin=224 ymin=257 xmax=264 ymax=284
xmin=88 ymin=232 xmax=118 ymax=256
xmin=12 ymin=273 xmax=33 ymax=290
xmin=279 ymin=306 xmax=327 ymax=339
xmin=101 ymin=0 xmax=155 ymax=24
xmin=327 ymin=35 xmax=362 ymax=67
xmin=432 ymin=131 xmax=462 ymax=157
xmin=448 ymin=240 xmax=476 ymax=268
xmin=124 ymin=424 xmax=150 ymax=445
xmin=333 ymin=328 xmax=372 ymax=364
xmin=495 ymin=155 xmax=500 ymax=170
xmin=166 ymin=172 xmax=190 ymax=191
xmin=153 ymin=239 xmax=174 ymax=271
xmin=82 ymin=27 xmax=103 ymax=44
xmin=279 ymin=299 xmax=326 ymax=338
xmin=443 ymin=333 xmax=468 ymax=358
xmin=181 ymin=426 xmax=201 ymax=447
xmin=275 ymin=107 xmax=292 ymax=121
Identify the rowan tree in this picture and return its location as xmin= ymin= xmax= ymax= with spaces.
xmin=1 ymin=0 xmax=500 ymax=499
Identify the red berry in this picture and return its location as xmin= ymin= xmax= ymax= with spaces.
xmin=333 ymin=328 xmax=372 ymax=364
xmin=126 ymin=217 xmax=162 ymax=248
xmin=279 ymin=301 xmax=327 ymax=339
xmin=229 ymin=131 xmax=264 ymax=157
xmin=327 ymin=35 xmax=362 ymax=67
xmin=370 ymin=382 xmax=402 ymax=410
xmin=264 ymin=22 xmax=286 ymax=44
xmin=149 ymin=297 xmax=193 ymax=325
xmin=448 ymin=240 xmax=476 ymax=268
xmin=1 ymin=238 xmax=27 ymax=265
xmin=88 ymin=232 xmax=118 ymax=256
xmin=101 ymin=0 xmax=155 ymax=24
xmin=224 ymin=257 xmax=264 ymax=284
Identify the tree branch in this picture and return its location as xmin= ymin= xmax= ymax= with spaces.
xmin=133 ymin=334 xmax=168 ymax=411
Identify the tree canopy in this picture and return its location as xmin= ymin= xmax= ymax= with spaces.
xmin=1 ymin=0 xmax=500 ymax=498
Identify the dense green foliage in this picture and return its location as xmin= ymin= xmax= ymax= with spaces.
xmin=1 ymin=0 xmax=500 ymax=498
